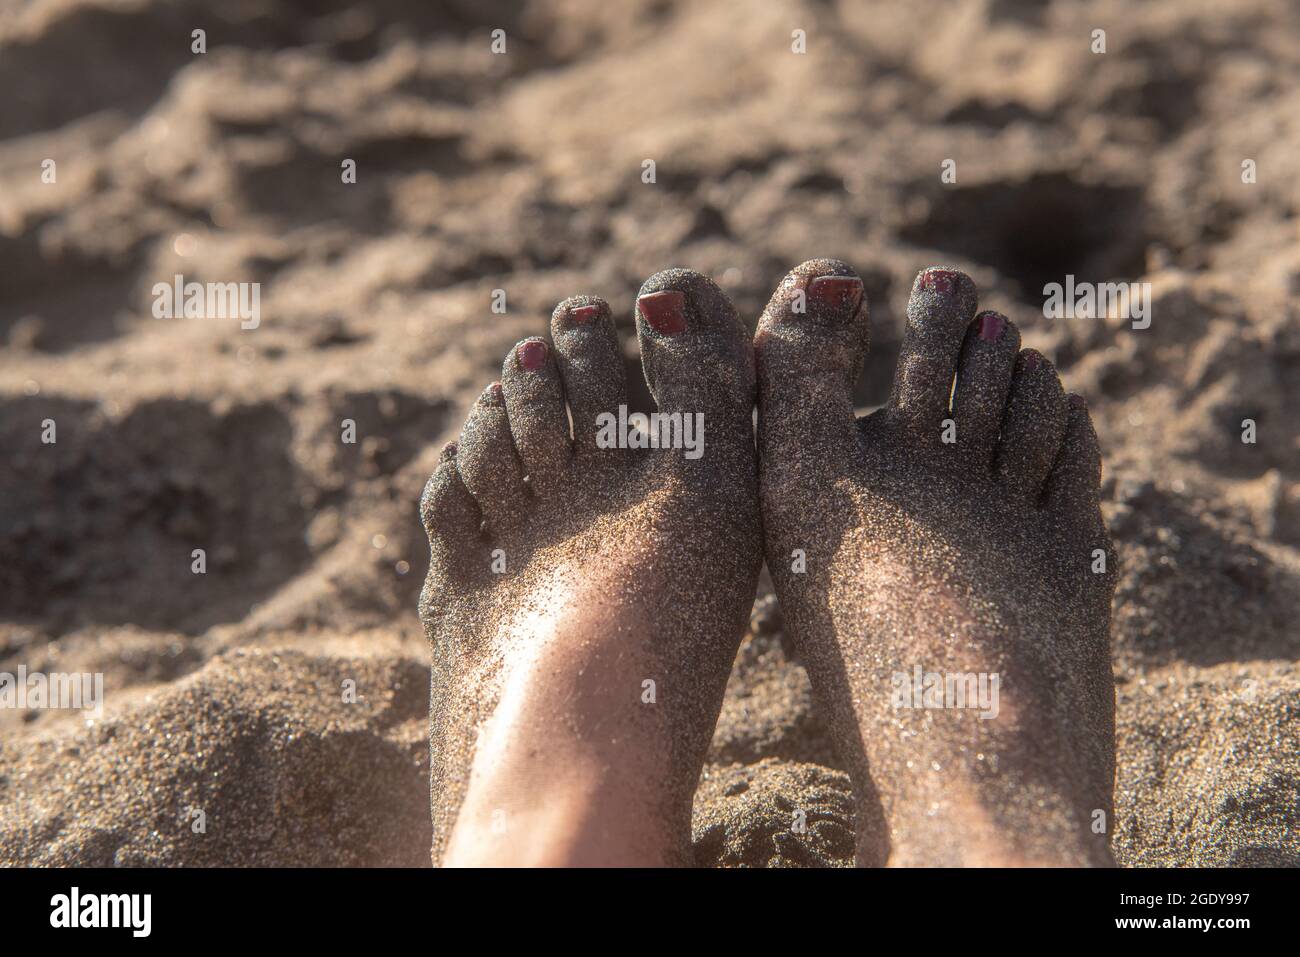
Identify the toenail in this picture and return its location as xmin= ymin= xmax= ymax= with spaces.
xmin=441 ymin=440 xmax=458 ymax=457
xmin=1022 ymin=350 xmax=1043 ymax=372
xmin=570 ymin=304 xmax=601 ymax=325
xmin=483 ymin=382 xmax=504 ymax=402
xmin=638 ymin=290 xmax=687 ymax=335
xmin=976 ymin=311 xmax=1006 ymax=342
xmin=1069 ymin=393 xmax=1088 ymax=409
xmin=808 ymin=276 xmax=863 ymax=315
xmin=517 ymin=340 xmax=548 ymax=371
xmin=920 ymin=268 xmax=960 ymax=295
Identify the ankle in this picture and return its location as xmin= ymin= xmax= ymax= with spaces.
xmin=444 ymin=767 xmax=684 ymax=866
xmin=882 ymin=786 xmax=1113 ymax=867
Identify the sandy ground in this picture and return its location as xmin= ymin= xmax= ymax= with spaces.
xmin=1 ymin=0 xmax=1298 ymax=866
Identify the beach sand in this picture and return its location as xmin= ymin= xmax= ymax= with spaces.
xmin=1 ymin=0 xmax=1297 ymax=866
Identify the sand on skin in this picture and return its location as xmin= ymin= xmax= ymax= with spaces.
xmin=1 ymin=0 xmax=1298 ymax=865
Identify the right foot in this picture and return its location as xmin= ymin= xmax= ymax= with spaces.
xmin=420 ymin=270 xmax=760 ymax=866
xmin=755 ymin=261 xmax=1117 ymax=866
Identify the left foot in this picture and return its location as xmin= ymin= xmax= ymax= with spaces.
xmin=420 ymin=270 xmax=760 ymax=866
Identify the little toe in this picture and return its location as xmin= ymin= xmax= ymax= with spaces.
xmin=1045 ymin=394 xmax=1104 ymax=512
xmin=419 ymin=443 xmax=486 ymax=601
xmin=1045 ymin=394 xmax=1115 ymax=591
xmin=501 ymin=337 xmax=571 ymax=494
xmin=888 ymin=267 xmax=980 ymax=441
xmin=455 ymin=382 xmax=530 ymax=531
xmin=995 ymin=350 xmax=1068 ymax=501
xmin=952 ymin=310 xmax=1021 ymax=467
xmin=420 ymin=442 xmax=482 ymax=551
xmin=754 ymin=258 xmax=869 ymax=465
xmin=550 ymin=296 xmax=630 ymax=455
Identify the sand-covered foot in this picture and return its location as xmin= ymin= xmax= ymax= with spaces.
xmin=419 ymin=270 xmax=760 ymax=866
xmin=756 ymin=261 xmax=1117 ymax=866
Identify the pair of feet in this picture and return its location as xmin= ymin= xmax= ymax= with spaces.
xmin=419 ymin=260 xmax=1117 ymax=867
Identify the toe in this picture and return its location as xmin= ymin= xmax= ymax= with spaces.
xmin=634 ymin=268 xmax=754 ymax=419
xmin=952 ymin=310 xmax=1021 ymax=467
xmin=455 ymin=382 xmax=530 ymax=530
xmin=633 ymin=268 xmax=756 ymax=468
xmin=550 ymin=296 xmax=629 ymax=454
xmin=1044 ymin=394 xmax=1104 ymax=511
xmin=419 ymin=442 xmax=483 ymax=582
xmin=1044 ymin=395 xmax=1114 ymax=589
xmin=754 ymin=258 xmax=868 ymax=465
xmin=995 ymin=349 xmax=1068 ymax=501
xmin=888 ymin=267 xmax=980 ymax=440
xmin=501 ymin=337 xmax=571 ymax=494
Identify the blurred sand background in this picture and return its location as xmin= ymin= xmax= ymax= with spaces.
xmin=1 ymin=0 xmax=1297 ymax=866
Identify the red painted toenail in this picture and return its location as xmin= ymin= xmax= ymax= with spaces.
xmin=571 ymin=304 xmax=601 ymax=325
xmin=920 ymin=269 xmax=960 ymax=295
xmin=1022 ymin=350 xmax=1043 ymax=372
xmin=808 ymin=276 xmax=863 ymax=314
xmin=441 ymin=440 xmax=458 ymax=457
xmin=517 ymin=340 xmax=547 ymax=371
xmin=976 ymin=311 xmax=1006 ymax=342
xmin=484 ymin=381 xmax=503 ymax=402
xmin=1069 ymin=393 xmax=1088 ymax=409
xmin=638 ymin=290 xmax=687 ymax=335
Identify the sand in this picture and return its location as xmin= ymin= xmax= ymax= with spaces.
xmin=1 ymin=0 xmax=1298 ymax=866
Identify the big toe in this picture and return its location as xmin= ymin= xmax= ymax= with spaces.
xmin=753 ymin=258 xmax=869 ymax=466
xmin=635 ymin=270 xmax=752 ymax=412
xmin=634 ymin=269 xmax=755 ymax=462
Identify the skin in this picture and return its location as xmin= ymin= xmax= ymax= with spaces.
xmin=755 ymin=261 xmax=1118 ymax=866
xmin=420 ymin=259 xmax=1117 ymax=867
xmin=419 ymin=269 xmax=761 ymax=866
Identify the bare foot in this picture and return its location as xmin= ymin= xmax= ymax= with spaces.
xmin=419 ymin=270 xmax=760 ymax=866
xmin=755 ymin=261 xmax=1117 ymax=867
